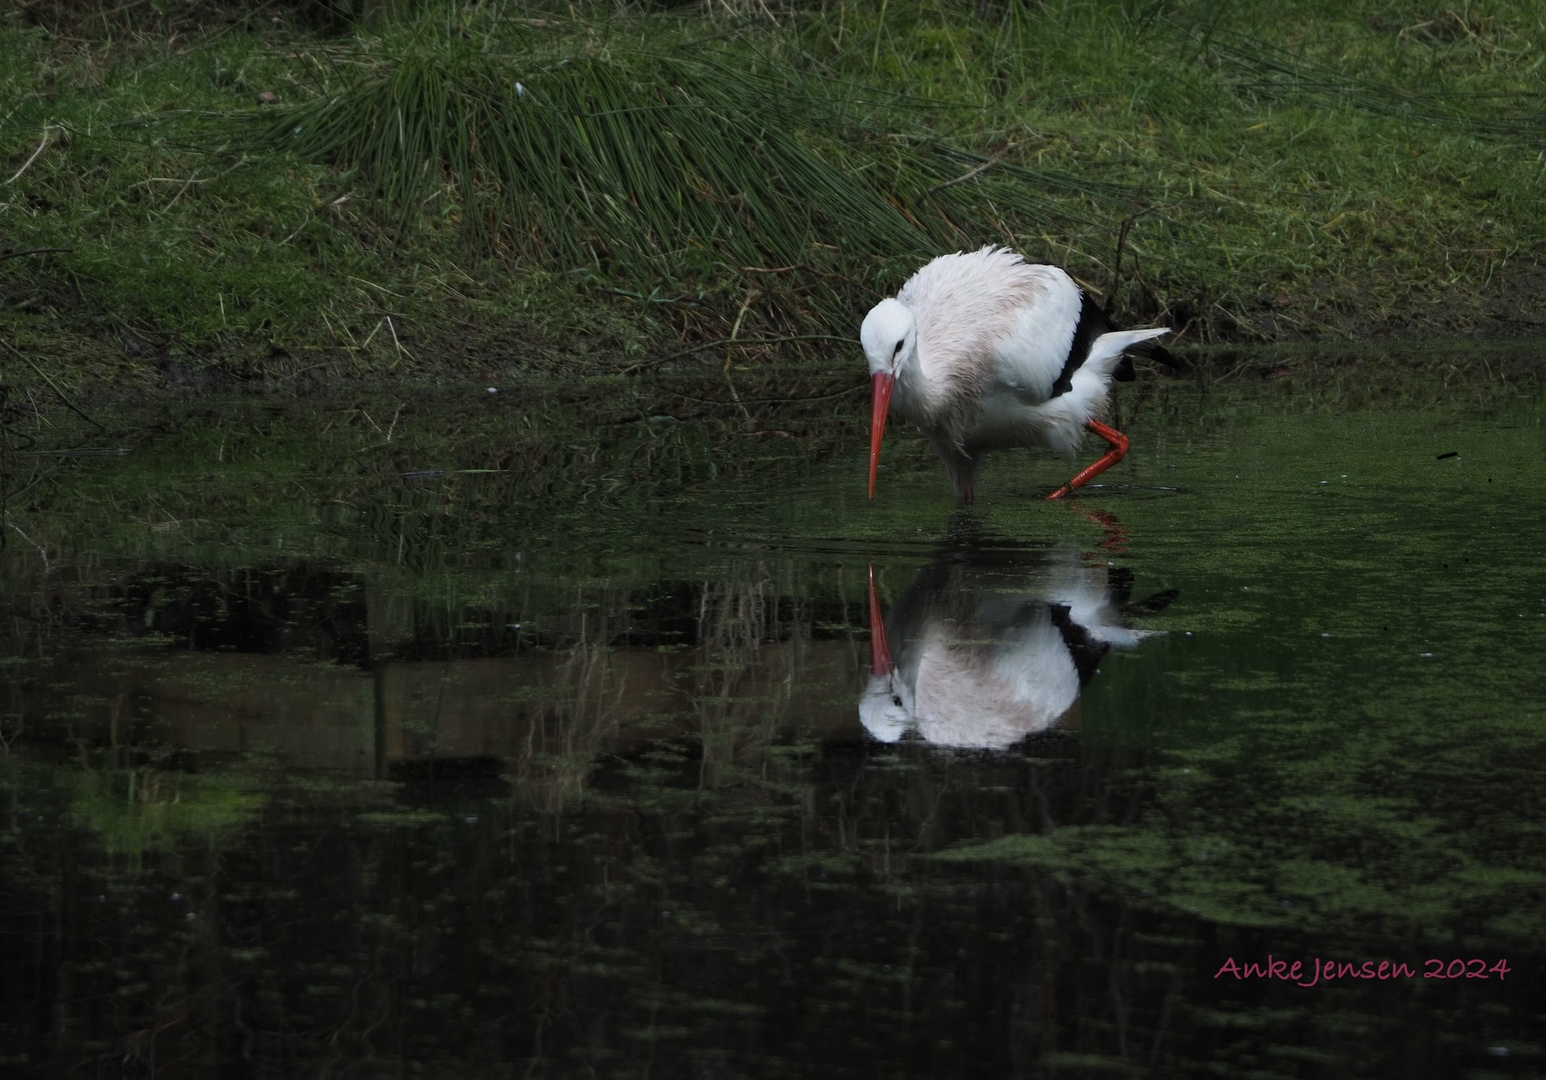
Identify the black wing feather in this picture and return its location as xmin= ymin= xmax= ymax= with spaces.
xmin=1049 ymin=291 xmax=1183 ymax=399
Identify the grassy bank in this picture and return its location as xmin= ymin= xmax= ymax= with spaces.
xmin=2 ymin=0 xmax=1545 ymax=394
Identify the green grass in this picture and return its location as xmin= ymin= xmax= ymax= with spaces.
xmin=2 ymin=0 xmax=1545 ymax=389
xmin=788 ymin=0 xmax=1546 ymax=332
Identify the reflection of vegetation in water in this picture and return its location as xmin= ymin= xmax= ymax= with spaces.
xmin=2 ymin=382 xmax=1545 ymax=1074
xmin=688 ymin=564 xmax=806 ymax=788
xmin=0 ymin=380 xmax=850 ymax=579
xmin=945 ymin=397 xmax=1546 ymax=947
xmin=6 ymin=367 xmax=1535 ymax=604
xmin=935 ymin=705 xmax=1546 ymax=941
xmin=65 ymin=767 xmax=261 ymax=864
xmin=1 ymin=729 xmax=1168 ymax=1075
xmin=6 ymin=714 xmax=1536 ymax=1075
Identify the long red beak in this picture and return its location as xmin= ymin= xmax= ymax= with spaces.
xmin=868 ymin=372 xmax=894 ymax=499
xmin=868 ymin=563 xmax=892 ymax=676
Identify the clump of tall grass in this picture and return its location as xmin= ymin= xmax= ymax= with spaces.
xmin=236 ymin=12 xmax=1144 ymax=333
xmin=251 ymin=45 xmax=920 ymax=293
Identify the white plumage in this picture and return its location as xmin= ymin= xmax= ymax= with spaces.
xmin=861 ymin=529 xmax=1173 ymax=750
xmin=861 ymin=246 xmax=1176 ymax=501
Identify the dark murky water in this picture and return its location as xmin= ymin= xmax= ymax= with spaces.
xmin=2 ymin=368 xmax=1544 ymax=1077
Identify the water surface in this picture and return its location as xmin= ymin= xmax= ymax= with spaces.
xmin=2 ymin=365 xmax=1544 ymax=1077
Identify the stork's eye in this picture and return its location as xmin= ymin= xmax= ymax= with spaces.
xmin=893 ymin=695 xmax=903 ymax=708
xmin=892 ymin=340 xmax=904 ymax=357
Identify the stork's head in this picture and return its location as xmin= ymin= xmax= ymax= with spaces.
xmin=860 ymin=298 xmax=915 ymax=498
xmin=861 ymin=297 xmax=915 ymax=379
xmin=860 ymin=559 xmax=908 ymax=741
xmin=859 ymin=674 xmax=911 ymax=743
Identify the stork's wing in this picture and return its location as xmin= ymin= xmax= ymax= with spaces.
xmin=982 ymin=266 xmax=1086 ymax=404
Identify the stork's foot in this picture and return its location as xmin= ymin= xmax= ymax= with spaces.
xmin=1048 ymin=420 xmax=1130 ymax=499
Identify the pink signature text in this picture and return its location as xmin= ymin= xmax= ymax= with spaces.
xmin=1214 ymin=956 xmax=1510 ymax=986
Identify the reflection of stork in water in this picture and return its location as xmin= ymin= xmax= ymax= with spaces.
xmin=861 ymin=512 xmax=1176 ymax=750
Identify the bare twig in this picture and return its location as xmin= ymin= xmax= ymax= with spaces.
xmin=386 ymin=316 xmax=413 ymax=365
xmin=1110 ymin=192 xmax=1157 ymax=313
xmin=0 ymin=337 xmax=108 ymax=432
xmin=722 ymin=370 xmax=754 ymax=423
xmin=159 ymin=169 xmax=199 ymax=214
xmin=134 ymin=155 xmax=251 ymax=186
xmin=742 ymin=263 xmax=857 ymax=284
xmin=359 ymin=319 xmax=385 ymax=350
xmin=280 ymin=210 xmax=311 ymax=245
xmin=925 ymin=154 xmax=1002 ymax=196
xmin=0 ymin=247 xmax=73 ymax=263
xmin=6 ymin=521 xmax=49 ymax=570
xmin=6 ymin=125 xmax=61 ymax=185
xmin=723 ymin=287 xmax=761 ymax=373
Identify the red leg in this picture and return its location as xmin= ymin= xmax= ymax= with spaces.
xmin=1064 ymin=504 xmax=1129 ymax=553
xmin=1046 ymin=419 xmax=1130 ymax=500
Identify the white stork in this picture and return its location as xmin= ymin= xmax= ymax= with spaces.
xmin=861 ymin=246 xmax=1179 ymax=500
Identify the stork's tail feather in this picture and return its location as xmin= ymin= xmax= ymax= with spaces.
xmin=1084 ymin=327 xmax=1171 ymax=377
xmin=1129 ymin=336 xmax=1184 ymax=372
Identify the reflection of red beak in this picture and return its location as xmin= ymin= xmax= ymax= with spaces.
xmin=868 ymin=372 xmax=894 ymax=499
xmin=868 ymin=563 xmax=892 ymax=676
